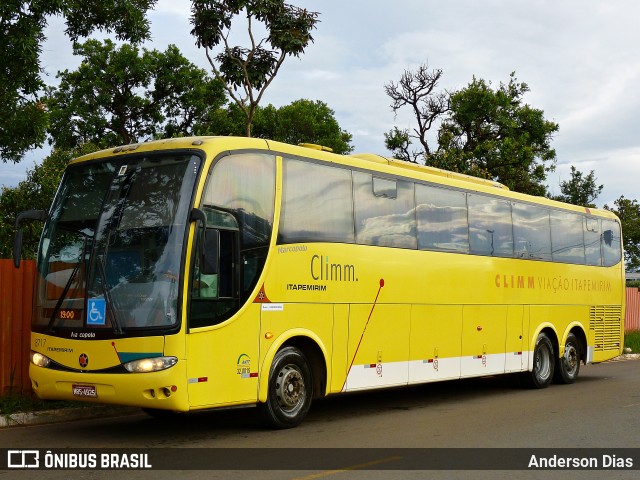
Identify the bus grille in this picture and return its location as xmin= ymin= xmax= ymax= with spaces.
xmin=590 ymin=306 xmax=622 ymax=351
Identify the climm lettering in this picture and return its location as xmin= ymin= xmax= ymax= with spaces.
xmin=495 ymin=274 xmax=612 ymax=293
xmin=495 ymin=274 xmax=535 ymax=289
xmin=310 ymin=255 xmax=358 ymax=282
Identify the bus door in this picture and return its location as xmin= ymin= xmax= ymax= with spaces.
xmin=186 ymin=209 xmax=260 ymax=407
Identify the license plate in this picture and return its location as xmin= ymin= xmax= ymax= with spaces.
xmin=72 ymin=384 xmax=97 ymax=398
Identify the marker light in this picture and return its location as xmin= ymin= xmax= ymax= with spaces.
xmin=123 ymin=356 xmax=178 ymax=373
xmin=30 ymin=351 xmax=51 ymax=368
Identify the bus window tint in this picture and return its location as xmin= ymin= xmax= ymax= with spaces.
xmin=279 ymin=159 xmax=355 ymax=244
xmin=551 ymin=211 xmax=586 ymax=264
xmin=468 ymin=195 xmax=513 ymax=257
xmin=512 ymin=203 xmax=552 ymax=261
xmin=602 ymin=219 xmax=622 ymax=267
xmin=584 ymin=217 xmax=602 ymax=266
xmin=353 ymin=172 xmax=417 ymax=249
xmin=203 ymin=153 xmax=276 ymax=248
xmin=416 ymin=185 xmax=469 ymax=253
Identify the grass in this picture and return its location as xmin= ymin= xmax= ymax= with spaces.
xmin=624 ymin=330 xmax=640 ymax=353
xmin=0 ymin=392 xmax=86 ymax=417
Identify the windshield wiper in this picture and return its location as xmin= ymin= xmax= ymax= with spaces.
xmin=97 ymin=254 xmax=125 ymax=335
xmin=48 ymin=235 xmax=89 ymax=333
xmin=47 ymin=261 xmax=81 ymax=333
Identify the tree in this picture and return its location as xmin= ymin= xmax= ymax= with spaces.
xmin=252 ymin=99 xmax=353 ymax=154
xmin=383 ymin=65 xmax=449 ymax=163
xmin=0 ymin=0 xmax=157 ymax=163
xmin=384 ymin=127 xmax=413 ymax=163
xmin=190 ymin=0 xmax=319 ymax=137
xmin=45 ymin=39 xmax=226 ymax=149
xmin=605 ymin=196 xmax=640 ymax=271
xmin=199 ymin=99 xmax=354 ymax=153
xmin=0 ymin=144 xmax=100 ymax=259
xmin=433 ymin=73 xmax=558 ymax=196
xmin=550 ymin=165 xmax=603 ymax=207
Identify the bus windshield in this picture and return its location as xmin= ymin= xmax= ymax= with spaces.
xmin=35 ymin=153 xmax=201 ymax=336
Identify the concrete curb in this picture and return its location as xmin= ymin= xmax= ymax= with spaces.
xmin=610 ymin=353 xmax=640 ymax=362
xmin=0 ymin=405 xmax=140 ymax=428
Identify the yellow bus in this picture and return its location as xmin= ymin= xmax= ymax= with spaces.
xmin=14 ymin=136 xmax=625 ymax=428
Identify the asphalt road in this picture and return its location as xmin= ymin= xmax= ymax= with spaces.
xmin=1 ymin=358 xmax=639 ymax=479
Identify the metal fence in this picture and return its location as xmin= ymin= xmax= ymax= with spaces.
xmin=625 ymin=287 xmax=640 ymax=331
xmin=0 ymin=259 xmax=35 ymax=396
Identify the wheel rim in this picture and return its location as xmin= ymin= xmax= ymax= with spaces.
xmin=563 ymin=343 xmax=579 ymax=376
xmin=275 ymin=364 xmax=307 ymax=414
xmin=535 ymin=343 xmax=552 ymax=381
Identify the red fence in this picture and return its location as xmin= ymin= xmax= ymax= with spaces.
xmin=1 ymin=260 xmax=640 ymax=396
xmin=626 ymin=287 xmax=640 ymax=331
xmin=0 ymin=259 xmax=35 ymax=396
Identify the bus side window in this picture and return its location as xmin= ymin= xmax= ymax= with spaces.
xmin=584 ymin=217 xmax=602 ymax=266
xmin=602 ymin=220 xmax=622 ymax=267
xmin=416 ymin=184 xmax=469 ymax=253
xmin=279 ymin=158 xmax=355 ymax=244
xmin=353 ymin=171 xmax=417 ymax=249
xmin=190 ymin=226 xmax=239 ymax=328
xmin=468 ymin=194 xmax=513 ymax=257
xmin=512 ymin=203 xmax=551 ymax=261
xmin=551 ymin=211 xmax=586 ymax=264
xmin=218 ymin=229 xmax=236 ymax=298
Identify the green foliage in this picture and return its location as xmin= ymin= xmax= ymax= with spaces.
xmin=0 ymin=392 xmax=85 ymax=416
xmin=624 ymin=330 xmax=640 ymax=353
xmin=549 ymin=165 xmax=603 ymax=207
xmin=385 ymin=68 xmax=559 ymax=195
xmin=384 ymin=127 xmax=413 ymax=163
xmin=0 ymin=0 xmax=156 ymax=163
xmin=605 ymin=196 xmax=640 ymax=271
xmin=253 ymin=99 xmax=353 ymax=154
xmin=433 ymin=73 xmax=558 ymax=196
xmin=199 ymin=99 xmax=354 ymax=154
xmin=45 ymin=39 xmax=226 ymax=149
xmin=0 ymin=144 xmax=100 ymax=260
xmin=190 ymin=0 xmax=320 ymax=136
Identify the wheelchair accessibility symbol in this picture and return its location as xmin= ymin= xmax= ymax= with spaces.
xmin=87 ymin=298 xmax=106 ymax=326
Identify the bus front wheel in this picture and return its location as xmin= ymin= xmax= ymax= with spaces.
xmin=553 ymin=333 xmax=581 ymax=384
xmin=260 ymin=346 xmax=313 ymax=428
xmin=522 ymin=333 xmax=555 ymax=389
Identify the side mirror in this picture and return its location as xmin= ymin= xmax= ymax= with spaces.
xmin=13 ymin=210 xmax=47 ymax=268
xmin=202 ymin=229 xmax=220 ymax=275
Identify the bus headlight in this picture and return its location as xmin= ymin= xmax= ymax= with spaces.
xmin=123 ymin=356 xmax=177 ymax=373
xmin=31 ymin=351 xmax=51 ymax=368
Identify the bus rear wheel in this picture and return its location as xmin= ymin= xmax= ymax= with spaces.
xmin=554 ymin=333 xmax=581 ymax=384
xmin=521 ymin=333 xmax=554 ymax=389
xmin=260 ymin=346 xmax=313 ymax=429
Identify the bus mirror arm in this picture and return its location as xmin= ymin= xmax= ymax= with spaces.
xmin=189 ymin=208 xmax=219 ymax=275
xmin=13 ymin=210 xmax=47 ymax=268
xmin=189 ymin=208 xmax=207 ymax=227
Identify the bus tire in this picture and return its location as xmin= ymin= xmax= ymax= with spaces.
xmin=553 ymin=332 xmax=581 ymax=384
xmin=521 ymin=333 xmax=555 ymax=389
xmin=260 ymin=346 xmax=313 ymax=429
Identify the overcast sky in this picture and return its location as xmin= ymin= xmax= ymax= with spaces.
xmin=3 ymin=0 xmax=640 ymax=207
